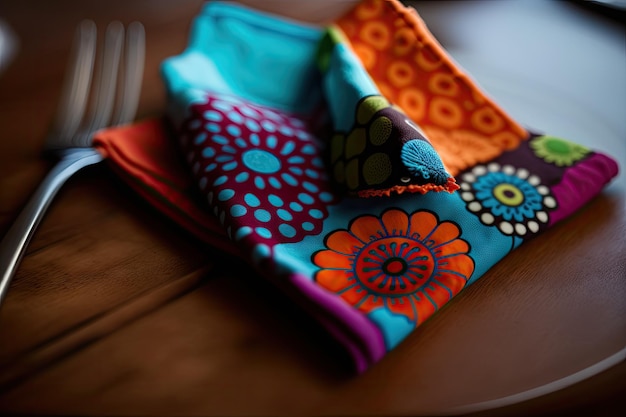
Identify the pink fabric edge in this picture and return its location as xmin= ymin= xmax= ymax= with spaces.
xmin=550 ymin=153 xmax=620 ymax=226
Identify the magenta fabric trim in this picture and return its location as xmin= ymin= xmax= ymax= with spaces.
xmin=550 ymin=153 xmax=619 ymax=226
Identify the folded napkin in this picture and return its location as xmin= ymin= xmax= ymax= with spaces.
xmin=316 ymin=27 xmax=459 ymax=197
xmin=94 ymin=0 xmax=619 ymax=373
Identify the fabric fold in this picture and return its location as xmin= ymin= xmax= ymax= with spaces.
xmin=334 ymin=0 xmax=530 ymax=176
xmin=91 ymin=0 xmax=619 ymax=373
xmin=317 ymin=26 xmax=458 ymax=197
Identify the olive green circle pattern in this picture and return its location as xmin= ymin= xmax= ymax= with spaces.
xmin=331 ymin=95 xmax=403 ymax=192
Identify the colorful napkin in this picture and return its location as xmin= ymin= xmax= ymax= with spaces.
xmin=94 ymin=0 xmax=618 ymax=373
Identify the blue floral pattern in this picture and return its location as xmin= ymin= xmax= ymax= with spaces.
xmin=459 ymin=162 xmax=557 ymax=237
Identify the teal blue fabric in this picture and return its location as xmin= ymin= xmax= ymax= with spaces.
xmin=162 ymin=1 xmax=324 ymax=123
xmin=322 ymin=40 xmax=380 ymax=132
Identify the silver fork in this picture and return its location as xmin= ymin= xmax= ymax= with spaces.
xmin=0 ymin=20 xmax=145 ymax=306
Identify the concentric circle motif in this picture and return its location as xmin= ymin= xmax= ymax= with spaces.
xmin=180 ymin=92 xmax=336 ymax=247
xmin=355 ymin=237 xmax=434 ymax=295
xmin=313 ymin=209 xmax=474 ymax=326
xmin=459 ymin=163 xmax=558 ymax=237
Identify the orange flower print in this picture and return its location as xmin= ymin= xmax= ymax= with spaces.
xmin=313 ymin=209 xmax=474 ymax=326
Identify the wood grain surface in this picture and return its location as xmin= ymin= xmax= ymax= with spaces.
xmin=1 ymin=1 xmax=624 ymax=416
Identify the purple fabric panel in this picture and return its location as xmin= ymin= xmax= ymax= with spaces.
xmin=550 ymin=153 xmax=620 ymax=225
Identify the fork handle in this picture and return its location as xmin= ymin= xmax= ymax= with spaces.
xmin=0 ymin=148 xmax=103 ymax=306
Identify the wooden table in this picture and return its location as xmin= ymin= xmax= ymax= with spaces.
xmin=1 ymin=1 xmax=624 ymax=415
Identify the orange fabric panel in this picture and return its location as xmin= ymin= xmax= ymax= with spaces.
xmin=335 ymin=0 xmax=529 ymax=175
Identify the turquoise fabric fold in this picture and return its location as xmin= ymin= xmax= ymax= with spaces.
xmin=162 ymin=2 xmax=324 ymax=122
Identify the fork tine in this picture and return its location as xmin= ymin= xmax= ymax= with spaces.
xmin=74 ymin=21 xmax=124 ymax=147
xmin=112 ymin=21 xmax=145 ymax=126
xmin=47 ymin=20 xmax=96 ymax=148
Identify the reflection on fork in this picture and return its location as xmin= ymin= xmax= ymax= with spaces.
xmin=0 ymin=20 xmax=145 ymax=306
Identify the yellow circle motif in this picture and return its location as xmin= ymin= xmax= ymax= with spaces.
xmin=397 ymin=88 xmax=426 ymax=121
xmin=429 ymin=96 xmax=463 ymax=129
xmin=415 ymin=47 xmax=443 ymax=72
xmin=363 ymin=153 xmax=392 ymax=185
xmin=357 ymin=95 xmax=389 ymax=125
xmin=493 ymin=183 xmax=524 ymax=206
xmin=393 ymin=27 xmax=416 ymax=56
xmin=369 ymin=116 xmax=393 ymax=146
xmin=387 ymin=60 xmax=415 ymax=88
xmin=360 ymin=21 xmax=391 ymax=51
xmin=428 ymin=72 xmax=459 ymax=97
xmin=345 ymin=128 xmax=367 ymax=159
xmin=471 ymin=107 xmax=505 ymax=134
